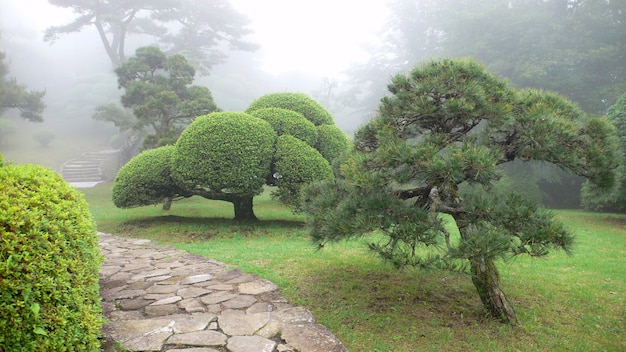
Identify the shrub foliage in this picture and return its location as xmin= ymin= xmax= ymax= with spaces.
xmin=0 ymin=159 xmax=103 ymax=351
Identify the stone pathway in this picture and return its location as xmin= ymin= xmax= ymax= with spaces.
xmin=99 ymin=232 xmax=347 ymax=352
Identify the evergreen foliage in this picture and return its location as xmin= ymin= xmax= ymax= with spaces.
xmin=112 ymin=92 xmax=350 ymax=220
xmin=581 ymin=91 xmax=626 ymax=211
xmin=0 ymin=158 xmax=103 ymax=351
xmin=301 ymin=59 xmax=618 ymax=325
xmin=246 ymin=92 xmax=334 ymax=126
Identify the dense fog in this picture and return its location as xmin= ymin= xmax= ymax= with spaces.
xmin=1 ymin=0 xmax=624 ymax=207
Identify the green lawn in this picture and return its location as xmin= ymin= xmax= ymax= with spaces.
xmin=82 ymin=183 xmax=626 ymax=352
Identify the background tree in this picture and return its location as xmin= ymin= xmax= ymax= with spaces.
xmin=348 ymin=0 xmax=625 ymax=208
xmin=112 ymin=93 xmax=348 ymax=220
xmin=582 ymin=91 xmax=626 ymax=211
xmin=45 ymin=0 xmax=257 ymax=72
xmin=300 ymin=59 xmax=618 ymax=325
xmin=93 ymin=46 xmax=219 ymax=150
xmin=0 ymin=51 xmax=46 ymax=122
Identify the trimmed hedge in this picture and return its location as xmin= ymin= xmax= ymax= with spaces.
xmin=273 ymin=135 xmax=334 ymax=207
xmin=172 ymin=112 xmax=276 ymax=194
xmin=0 ymin=160 xmax=103 ymax=351
xmin=113 ymin=145 xmax=184 ymax=208
xmin=316 ymin=124 xmax=352 ymax=162
xmin=245 ymin=92 xmax=333 ymax=126
xmin=248 ymin=107 xmax=318 ymax=147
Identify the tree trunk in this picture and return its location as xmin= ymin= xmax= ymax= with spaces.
xmin=162 ymin=197 xmax=173 ymax=211
xmin=469 ymin=256 xmax=518 ymax=325
xmin=232 ymin=195 xmax=257 ymax=221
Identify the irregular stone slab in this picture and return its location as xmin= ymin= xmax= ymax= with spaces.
xmin=124 ymin=331 xmax=172 ymax=351
xmin=100 ymin=265 xmax=122 ymax=277
xmin=178 ymin=298 xmax=207 ymax=313
xmin=147 ymin=275 xmax=172 ymax=282
xmin=130 ymin=268 xmax=172 ymax=281
xmin=118 ymin=298 xmax=153 ymax=311
xmin=109 ymin=289 xmax=145 ymax=300
xmin=213 ymin=268 xmax=243 ymax=281
xmin=168 ymin=348 xmax=219 ymax=352
xmin=151 ymin=296 xmax=182 ymax=306
xmin=125 ymin=281 xmax=154 ymax=290
xmin=107 ymin=318 xmax=175 ymax=350
xmin=200 ymin=291 xmax=239 ymax=305
xmin=246 ymin=302 xmax=275 ymax=314
xmin=166 ymin=330 xmax=227 ymax=347
xmin=170 ymin=313 xmax=216 ymax=334
xmin=282 ymin=323 xmax=347 ymax=352
xmin=218 ymin=309 xmax=269 ymax=336
xmin=148 ymin=284 xmax=182 ymax=294
xmin=238 ymin=280 xmax=279 ymax=295
xmin=144 ymin=304 xmax=179 ymax=317
xmin=222 ymin=295 xmax=257 ymax=309
xmin=181 ymin=274 xmax=213 ymax=285
xmin=275 ymin=307 xmax=315 ymax=324
xmin=178 ymin=286 xmax=211 ymax=299
xmin=227 ymin=335 xmax=276 ymax=352
xmin=225 ymin=273 xmax=257 ymax=284
xmin=204 ymin=284 xmax=233 ymax=291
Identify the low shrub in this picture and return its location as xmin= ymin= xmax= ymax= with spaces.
xmin=0 ymin=157 xmax=103 ymax=351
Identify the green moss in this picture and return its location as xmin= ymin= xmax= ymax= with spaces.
xmin=0 ymin=164 xmax=103 ymax=351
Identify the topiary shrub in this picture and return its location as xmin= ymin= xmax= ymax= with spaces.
xmin=272 ymin=135 xmax=334 ymax=207
xmin=172 ymin=112 xmax=276 ymax=194
xmin=316 ymin=124 xmax=352 ymax=162
xmin=113 ymin=145 xmax=187 ymax=209
xmin=248 ymin=107 xmax=318 ymax=147
xmin=0 ymin=160 xmax=103 ymax=351
xmin=245 ymin=92 xmax=334 ymax=126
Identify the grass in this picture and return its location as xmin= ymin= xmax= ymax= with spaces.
xmin=81 ymin=183 xmax=625 ymax=352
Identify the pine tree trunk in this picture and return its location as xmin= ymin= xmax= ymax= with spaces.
xmin=232 ymin=195 xmax=257 ymax=221
xmin=469 ymin=256 xmax=518 ymax=325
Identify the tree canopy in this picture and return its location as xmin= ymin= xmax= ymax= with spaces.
xmin=350 ymin=0 xmax=626 ymax=115
xmin=45 ymin=0 xmax=257 ymax=72
xmin=0 ymin=51 xmax=46 ymax=122
xmin=93 ymin=46 xmax=218 ymax=150
xmin=112 ymin=92 xmax=350 ymax=220
xmin=582 ymin=91 xmax=626 ymax=211
xmin=301 ymin=59 xmax=618 ymax=325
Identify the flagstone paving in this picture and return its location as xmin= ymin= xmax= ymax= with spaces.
xmin=99 ymin=232 xmax=347 ymax=352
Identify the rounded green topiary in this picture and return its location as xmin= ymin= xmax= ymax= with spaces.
xmin=273 ymin=134 xmax=334 ymax=207
xmin=113 ymin=145 xmax=185 ymax=208
xmin=316 ymin=124 xmax=352 ymax=162
xmin=245 ymin=92 xmax=334 ymax=126
xmin=0 ymin=164 xmax=103 ymax=351
xmin=248 ymin=107 xmax=318 ymax=147
xmin=172 ymin=112 xmax=276 ymax=194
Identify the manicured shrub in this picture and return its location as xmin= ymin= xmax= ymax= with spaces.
xmin=316 ymin=124 xmax=352 ymax=162
xmin=246 ymin=92 xmax=334 ymax=126
xmin=172 ymin=112 xmax=276 ymax=194
xmin=248 ymin=107 xmax=318 ymax=147
xmin=113 ymin=145 xmax=186 ymax=208
xmin=273 ymin=135 xmax=334 ymax=207
xmin=0 ymin=159 xmax=103 ymax=351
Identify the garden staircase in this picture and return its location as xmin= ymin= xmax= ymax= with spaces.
xmin=61 ymin=149 xmax=118 ymax=186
